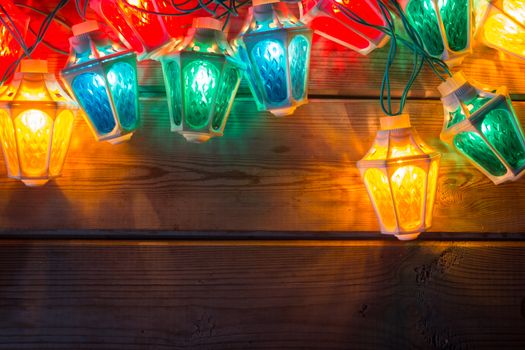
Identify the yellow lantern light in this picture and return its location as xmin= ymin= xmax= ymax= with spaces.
xmin=474 ymin=0 xmax=525 ymax=59
xmin=357 ymin=114 xmax=441 ymax=241
xmin=0 ymin=59 xmax=79 ymax=187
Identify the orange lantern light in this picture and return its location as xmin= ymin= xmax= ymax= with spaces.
xmin=0 ymin=60 xmax=79 ymax=186
xmin=474 ymin=0 xmax=525 ymax=59
xmin=357 ymin=114 xmax=441 ymax=240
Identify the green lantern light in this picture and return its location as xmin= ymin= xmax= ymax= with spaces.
xmin=439 ymin=71 xmax=525 ymax=184
xmin=234 ymin=0 xmax=313 ymax=117
xmin=157 ymin=18 xmax=242 ymax=143
xmin=401 ymin=0 xmax=473 ymax=66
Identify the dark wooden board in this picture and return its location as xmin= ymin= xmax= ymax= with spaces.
xmin=0 ymin=239 xmax=523 ymax=349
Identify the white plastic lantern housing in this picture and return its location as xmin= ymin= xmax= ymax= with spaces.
xmin=0 ymin=60 xmax=79 ymax=187
xmin=235 ymin=0 xmax=313 ymax=116
xmin=401 ymin=0 xmax=474 ymax=66
xmin=439 ymin=71 xmax=525 ymax=184
xmin=357 ymin=114 xmax=441 ymax=241
xmin=61 ymin=21 xmax=141 ymax=145
xmin=157 ymin=18 xmax=243 ymax=143
xmin=473 ymin=0 xmax=525 ymax=59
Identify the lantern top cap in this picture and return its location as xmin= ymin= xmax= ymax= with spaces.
xmin=380 ymin=114 xmax=411 ymax=130
xmin=253 ymin=0 xmax=280 ymax=6
xmin=20 ymin=59 xmax=48 ymax=73
xmin=438 ymin=71 xmax=468 ymax=97
xmin=72 ymin=20 xmax=100 ymax=36
xmin=193 ymin=17 xmax=222 ymax=31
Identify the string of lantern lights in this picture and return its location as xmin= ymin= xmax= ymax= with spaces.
xmin=0 ymin=0 xmax=524 ymax=241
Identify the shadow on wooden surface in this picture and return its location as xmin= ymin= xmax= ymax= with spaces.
xmin=0 ymin=240 xmax=523 ymax=349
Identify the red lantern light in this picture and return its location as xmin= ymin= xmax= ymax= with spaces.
xmin=300 ymin=0 xmax=389 ymax=54
xmin=0 ymin=0 xmax=29 ymax=81
xmin=90 ymin=0 xmax=202 ymax=59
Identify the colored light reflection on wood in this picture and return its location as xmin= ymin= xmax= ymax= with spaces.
xmin=0 ymin=60 xmax=78 ymax=187
xmin=357 ymin=114 xmax=441 ymax=241
xmin=299 ymin=0 xmax=388 ymax=54
xmin=475 ymin=0 xmax=525 ymax=59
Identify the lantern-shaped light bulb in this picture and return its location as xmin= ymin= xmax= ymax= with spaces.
xmin=299 ymin=0 xmax=389 ymax=54
xmin=157 ymin=17 xmax=242 ymax=143
xmin=474 ymin=0 xmax=525 ymax=59
xmin=0 ymin=0 xmax=29 ymax=82
xmin=235 ymin=0 xmax=313 ymax=117
xmin=401 ymin=0 xmax=473 ymax=66
xmin=61 ymin=21 xmax=140 ymax=144
xmin=0 ymin=59 xmax=79 ymax=187
xmin=90 ymin=0 xmax=193 ymax=60
xmin=357 ymin=114 xmax=441 ymax=241
xmin=438 ymin=71 xmax=525 ymax=184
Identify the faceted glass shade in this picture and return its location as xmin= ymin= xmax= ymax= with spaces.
xmin=439 ymin=72 xmax=525 ymax=184
xmin=61 ymin=22 xmax=140 ymax=144
xmin=0 ymin=60 xmax=78 ymax=187
xmin=235 ymin=1 xmax=313 ymax=116
xmin=299 ymin=0 xmax=389 ymax=54
xmin=0 ymin=0 xmax=28 ymax=82
xmin=158 ymin=18 xmax=242 ymax=143
xmin=357 ymin=115 xmax=441 ymax=241
xmin=90 ymin=0 xmax=198 ymax=59
xmin=402 ymin=0 xmax=473 ymax=65
xmin=474 ymin=0 xmax=525 ymax=59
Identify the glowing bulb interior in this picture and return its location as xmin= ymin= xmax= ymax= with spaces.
xmin=483 ymin=0 xmax=525 ymax=57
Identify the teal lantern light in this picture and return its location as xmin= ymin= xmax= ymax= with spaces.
xmin=234 ymin=0 xmax=313 ymax=117
xmin=401 ymin=0 xmax=473 ymax=66
xmin=61 ymin=21 xmax=140 ymax=144
xmin=439 ymin=71 xmax=525 ymax=184
xmin=157 ymin=17 xmax=242 ymax=143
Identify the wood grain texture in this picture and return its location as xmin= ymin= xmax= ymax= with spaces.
xmin=4 ymin=0 xmax=525 ymax=236
xmin=0 ymin=239 xmax=523 ymax=349
xmin=0 ymin=99 xmax=524 ymax=234
xmin=138 ymin=40 xmax=525 ymax=100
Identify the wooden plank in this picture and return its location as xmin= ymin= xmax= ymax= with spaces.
xmin=1 ymin=229 xmax=525 ymax=240
xmin=139 ymin=39 xmax=525 ymax=100
xmin=0 ymin=99 xmax=524 ymax=234
xmin=0 ymin=239 xmax=523 ymax=349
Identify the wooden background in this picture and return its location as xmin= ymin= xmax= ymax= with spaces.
xmin=1 ymin=1 xmax=525 ymax=349
xmin=2 ymin=42 xmax=525 ymax=234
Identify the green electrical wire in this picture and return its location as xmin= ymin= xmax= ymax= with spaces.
xmin=334 ymin=0 xmax=452 ymax=116
xmin=0 ymin=4 xmax=30 ymax=56
xmin=123 ymin=0 xmax=245 ymax=17
xmin=1 ymin=0 xmax=70 ymax=85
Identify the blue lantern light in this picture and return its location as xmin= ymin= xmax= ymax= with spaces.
xmin=234 ymin=0 xmax=313 ymax=117
xmin=61 ymin=21 xmax=140 ymax=144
